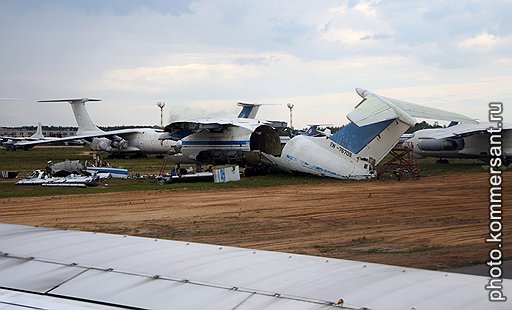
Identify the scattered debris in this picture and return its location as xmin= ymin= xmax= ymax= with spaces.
xmin=0 ymin=171 xmax=19 ymax=179
xmin=16 ymin=170 xmax=99 ymax=187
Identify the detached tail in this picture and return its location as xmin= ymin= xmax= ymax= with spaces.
xmin=328 ymin=89 xmax=476 ymax=164
xmin=237 ymin=102 xmax=261 ymax=119
xmin=38 ymin=98 xmax=103 ymax=135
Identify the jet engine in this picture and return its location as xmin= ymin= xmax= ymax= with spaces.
xmin=90 ymin=137 xmax=129 ymax=152
xmin=90 ymin=137 xmax=113 ymax=152
xmin=111 ymin=138 xmax=128 ymax=149
xmin=417 ymin=138 xmax=464 ymax=151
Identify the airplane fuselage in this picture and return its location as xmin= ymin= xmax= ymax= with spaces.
xmin=166 ymin=121 xmax=281 ymax=165
xmin=267 ymin=135 xmax=375 ymax=179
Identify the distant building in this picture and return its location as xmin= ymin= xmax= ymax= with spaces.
xmin=0 ymin=127 xmax=76 ymax=138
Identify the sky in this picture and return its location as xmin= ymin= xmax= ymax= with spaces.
xmin=0 ymin=0 xmax=511 ymax=129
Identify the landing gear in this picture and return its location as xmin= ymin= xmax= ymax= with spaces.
xmin=436 ymin=158 xmax=449 ymax=164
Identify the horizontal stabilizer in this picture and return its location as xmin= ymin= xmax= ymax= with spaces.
xmin=352 ymin=89 xmax=476 ymax=126
xmin=38 ymin=98 xmax=101 ymax=103
xmin=38 ymin=98 xmax=102 ymax=135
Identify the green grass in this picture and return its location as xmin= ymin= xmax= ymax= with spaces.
xmin=0 ymin=146 xmax=489 ymax=198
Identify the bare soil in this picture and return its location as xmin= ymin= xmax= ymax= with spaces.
xmin=1 ymin=171 xmax=510 ymax=269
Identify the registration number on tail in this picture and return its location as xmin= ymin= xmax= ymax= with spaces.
xmin=330 ymin=142 xmax=352 ymax=158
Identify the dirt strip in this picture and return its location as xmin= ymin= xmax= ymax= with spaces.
xmin=1 ymin=171 xmax=509 ymax=269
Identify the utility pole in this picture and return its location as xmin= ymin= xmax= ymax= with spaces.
xmin=156 ymin=101 xmax=165 ymax=129
xmin=287 ymin=103 xmax=294 ymax=129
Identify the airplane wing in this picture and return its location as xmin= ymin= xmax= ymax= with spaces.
xmin=11 ymin=128 xmax=152 ymax=148
xmin=0 ymin=223 xmax=509 ymax=309
xmin=162 ymin=118 xmax=270 ymax=140
xmin=415 ymin=122 xmax=512 ymax=140
xmin=351 ymin=89 xmax=477 ymax=127
xmin=0 ymin=136 xmax=48 ymax=142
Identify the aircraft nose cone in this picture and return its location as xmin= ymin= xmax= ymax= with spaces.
xmin=176 ymin=140 xmax=183 ymax=150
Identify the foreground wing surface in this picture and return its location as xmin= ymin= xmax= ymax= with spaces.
xmin=0 ymin=223 xmax=509 ymax=310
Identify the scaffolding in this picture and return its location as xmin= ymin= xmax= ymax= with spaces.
xmin=377 ymin=142 xmax=420 ymax=180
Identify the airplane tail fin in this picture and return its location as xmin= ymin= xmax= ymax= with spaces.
xmin=30 ymin=122 xmax=45 ymax=139
xmin=237 ymin=102 xmax=261 ymax=119
xmin=328 ymin=89 xmax=476 ymax=164
xmin=38 ymin=98 xmax=103 ymax=135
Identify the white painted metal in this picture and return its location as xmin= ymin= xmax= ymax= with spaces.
xmin=13 ymin=99 xmax=177 ymax=155
xmin=0 ymin=224 xmax=510 ymax=309
xmin=264 ymin=89 xmax=477 ymax=180
xmin=406 ymin=121 xmax=512 ymax=162
xmin=0 ymin=289 xmax=123 ymax=309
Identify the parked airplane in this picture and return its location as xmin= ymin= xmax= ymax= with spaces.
xmin=159 ymin=103 xmax=286 ymax=165
xmin=405 ymin=121 xmax=512 ymax=165
xmin=0 ymin=122 xmax=61 ymax=150
xmin=0 ymin=223 xmax=509 ymax=309
xmin=262 ymin=88 xmax=476 ymax=180
xmin=12 ymin=98 xmax=177 ymax=156
xmin=298 ymin=124 xmax=333 ymax=137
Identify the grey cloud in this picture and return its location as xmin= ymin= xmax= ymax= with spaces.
xmin=360 ymin=33 xmax=393 ymax=41
xmin=1 ymin=0 xmax=196 ymax=16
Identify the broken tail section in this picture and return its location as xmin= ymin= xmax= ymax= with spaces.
xmin=38 ymin=98 xmax=103 ymax=135
xmin=329 ymin=89 xmax=476 ymax=164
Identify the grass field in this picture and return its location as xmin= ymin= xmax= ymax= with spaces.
xmin=0 ymin=146 xmax=488 ymax=198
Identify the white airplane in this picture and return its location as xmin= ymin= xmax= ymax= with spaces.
xmin=0 ymin=122 xmax=62 ymax=150
xmin=159 ymin=102 xmax=286 ymax=165
xmin=262 ymin=88 xmax=476 ymax=180
xmin=12 ymin=98 xmax=177 ymax=156
xmin=405 ymin=121 xmax=512 ymax=165
xmin=0 ymin=223 xmax=509 ymax=309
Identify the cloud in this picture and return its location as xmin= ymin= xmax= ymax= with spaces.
xmin=459 ymin=32 xmax=498 ymax=50
xmin=1 ymin=0 xmax=512 ymax=127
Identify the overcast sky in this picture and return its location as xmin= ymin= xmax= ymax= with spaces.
xmin=0 ymin=0 xmax=510 ymax=128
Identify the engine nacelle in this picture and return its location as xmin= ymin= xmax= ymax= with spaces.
xmin=111 ymin=138 xmax=128 ymax=149
xmin=90 ymin=137 xmax=113 ymax=152
xmin=417 ymin=138 xmax=464 ymax=151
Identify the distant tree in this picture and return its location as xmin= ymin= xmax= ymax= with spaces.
xmin=405 ymin=121 xmax=443 ymax=133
